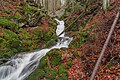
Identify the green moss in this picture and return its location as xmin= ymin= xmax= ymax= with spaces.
xmin=2 ymin=29 xmax=19 ymax=39
xmin=66 ymin=61 xmax=72 ymax=68
xmin=0 ymin=18 xmax=17 ymax=27
xmin=46 ymin=68 xmax=57 ymax=80
xmin=58 ymin=64 xmax=67 ymax=74
xmin=39 ymin=57 xmax=47 ymax=68
xmin=4 ymin=10 xmax=11 ymax=14
xmin=43 ymin=30 xmax=56 ymax=41
xmin=19 ymin=29 xmax=31 ymax=40
xmin=32 ymin=27 xmax=57 ymax=48
xmin=0 ymin=24 xmax=58 ymax=60
xmin=0 ymin=29 xmax=33 ymax=58
xmin=27 ymin=69 xmax=46 ymax=80
xmin=27 ymin=49 xmax=69 ymax=80
xmin=0 ymin=18 xmax=19 ymax=32
xmin=0 ymin=48 xmax=17 ymax=58
xmin=13 ymin=12 xmax=23 ymax=21
xmin=70 ymin=31 xmax=88 ymax=48
xmin=57 ymin=73 xmax=68 ymax=80
xmin=0 ymin=37 xmax=5 ymax=44
xmin=50 ymin=51 xmax=61 ymax=67
xmin=1 ymin=30 xmax=20 ymax=48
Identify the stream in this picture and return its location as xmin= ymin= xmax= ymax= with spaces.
xmin=0 ymin=19 xmax=73 ymax=80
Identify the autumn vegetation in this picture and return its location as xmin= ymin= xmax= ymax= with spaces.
xmin=0 ymin=0 xmax=120 ymax=80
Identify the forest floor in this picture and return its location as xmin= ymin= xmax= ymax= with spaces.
xmin=0 ymin=0 xmax=120 ymax=80
xmin=67 ymin=0 xmax=120 ymax=79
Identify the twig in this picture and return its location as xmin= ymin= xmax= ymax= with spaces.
xmin=90 ymin=12 xmax=120 ymax=80
xmin=47 ymin=56 xmax=51 ymax=68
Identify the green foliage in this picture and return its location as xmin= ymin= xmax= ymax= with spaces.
xmin=45 ymin=68 xmax=57 ymax=80
xmin=18 ymin=29 xmax=38 ymax=51
xmin=27 ymin=50 xmax=69 ymax=80
xmin=0 ymin=15 xmax=11 ymax=20
xmin=0 ymin=37 xmax=5 ymax=45
xmin=70 ymin=31 xmax=88 ymax=48
xmin=58 ymin=64 xmax=67 ymax=74
xmin=49 ymin=50 xmax=61 ymax=67
xmin=0 ymin=24 xmax=58 ymax=61
xmin=23 ymin=2 xmax=33 ymax=20
xmin=1 ymin=30 xmax=22 ymax=54
xmin=13 ymin=12 xmax=23 ymax=21
xmin=66 ymin=61 xmax=72 ymax=68
xmin=0 ymin=29 xmax=33 ymax=59
xmin=75 ymin=2 xmax=83 ymax=10
xmin=0 ymin=18 xmax=19 ymax=32
xmin=4 ymin=10 xmax=11 ymax=14
xmin=32 ymin=28 xmax=57 ymax=47
xmin=43 ymin=30 xmax=56 ymax=41
xmin=77 ymin=32 xmax=88 ymax=45
xmin=0 ymin=48 xmax=17 ymax=58
xmin=32 ymin=29 xmax=46 ymax=44
xmin=19 ymin=28 xmax=31 ymax=40
xmin=39 ymin=57 xmax=47 ymax=68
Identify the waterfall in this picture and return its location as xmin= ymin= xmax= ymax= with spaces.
xmin=61 ymin=0 xmax=66 ymax=6
xmin=0 ymin=19 xmax=73 ymax=80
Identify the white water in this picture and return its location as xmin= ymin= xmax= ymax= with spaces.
xmin=61 ymin=0 xmax=66 ymax=6
xmin=0 ymin=19 xmax=73 ymax=80
xmin=55 ymin=18 xmax=65 ymax=37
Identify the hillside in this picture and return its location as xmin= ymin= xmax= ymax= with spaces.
xmin=0 ymin=0 xmax=120 ymax=80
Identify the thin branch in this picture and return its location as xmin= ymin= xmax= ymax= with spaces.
xmin=47 ymin=56 xmax=51 ymax=68
xmin=90 ymin=11 xmax=120 ymax=80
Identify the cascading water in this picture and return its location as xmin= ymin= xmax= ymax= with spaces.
xmin=61 ymin=0 xmax=66 ymax=6
xmin=0 ymin=19 xmax=73 ymax=80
